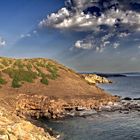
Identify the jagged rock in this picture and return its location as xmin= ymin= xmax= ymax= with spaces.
xmin=0 ymin=107 xmax=56 ymax=140
xmin=16 ymin=94 xmax=118 ymax=119
xmin=16 ymin=94 xmax=68 ymax=119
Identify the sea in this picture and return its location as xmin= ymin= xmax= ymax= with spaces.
xmin=44 ymin=74 xmax=140 ymax=140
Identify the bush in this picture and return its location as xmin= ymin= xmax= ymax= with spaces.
xmin=45 ymin=63 xmax=58 ymax=80
xmin=14 ymin=60 xmax=24 ymax=69
xmin=12 ymin=78 xmax=21 ymax=88
xmin=0 ymin=77 xmax=7 ymax=85
xmin=40 ymin=77 xmax=49 ymax=85
xmin=4 ymin=68 xmax=37 ymax=88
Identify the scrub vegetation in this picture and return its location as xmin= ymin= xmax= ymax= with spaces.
xmin=0 ymin=57 xmax=59 ymax=88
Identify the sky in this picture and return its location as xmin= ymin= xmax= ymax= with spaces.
xmin=0 ymin=0 xmax=140 ymax=73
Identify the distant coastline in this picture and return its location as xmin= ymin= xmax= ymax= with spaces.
xmin=79 ymin=72 xmax=140 ymax=78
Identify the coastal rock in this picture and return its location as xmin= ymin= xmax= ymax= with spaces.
xmin=0 ymin=107 xmax=56 ymax=140
xmin=16 ymin=94 xmax=67 ymax=119
xmin=122 ymin=97 xmax=132 ymax=100
xmin=16 ymin=94 xmax=118 ymax=119
xmin=82 ymin=74 xmax=112 ymax=84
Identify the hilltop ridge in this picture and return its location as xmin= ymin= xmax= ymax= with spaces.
xmin=0 ymin=57 xmax=113 ymax=101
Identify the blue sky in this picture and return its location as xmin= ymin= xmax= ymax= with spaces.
xmin=0 ymin=0 xmax=140 ymax=72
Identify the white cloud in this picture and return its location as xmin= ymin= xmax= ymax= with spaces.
xmin=74 ymin=33 xmax=112 ymax=51
xmin=101 ymin=33 xmax=113 ymax=42
xmin=118 ymin=32 xmax=130 ymax=38
xmin=113 ymin=42 xmax=120 ymax=49
xmin=39 ymin=7 xmax=140 ymax=32
xmin=75 ymin=40 xmax=93 ymax=49
xmin=0 ymin=37 xmax=6 ymax=47
xmin=39 ymin=8 xmax=71 ymax=28
xmin=39 ymin=0 xmax=140 ymax=52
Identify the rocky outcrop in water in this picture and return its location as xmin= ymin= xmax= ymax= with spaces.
xmin=0 ymin=107 xmax=56 ymax=140
xmin=98 ymin=98 xmax=140 ymax=113
xmin=82 ymin=74 xmax=112 ymax=84
xmin=16 ymin=94 xmax=118 ymax=119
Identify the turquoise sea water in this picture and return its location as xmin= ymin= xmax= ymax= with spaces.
xmin=45 ymin=76 xmax=140 ymax=140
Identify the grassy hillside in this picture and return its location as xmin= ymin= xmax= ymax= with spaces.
xmin=0 ymin=57 xmax=114 ymax=105
xmin=0 ymin=57 xmax=61 ymax=88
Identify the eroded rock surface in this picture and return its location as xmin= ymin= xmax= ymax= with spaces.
xmin=0 ymin=107 xmax=56 ymax=140
xmin=16 ymin=94 xmax=118 ymax=119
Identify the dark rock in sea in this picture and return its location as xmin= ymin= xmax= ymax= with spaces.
xmin=133 ymin=98 xmax=140 ymax=100
xmin=122 ymin=97 xmax=132 ymax=100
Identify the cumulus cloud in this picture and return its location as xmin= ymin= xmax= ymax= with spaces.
xmin=39 ymin=8 xmax=71 ymax=28
xmin=40 ymin=8 xmax=140 ymax=32
xmin=74 ymin=32 xmax=113 ymax=51
xmin=39 ymin=0 xmax=140 ymax=51
xmin=39 ymin=1 xmax=140 ymax=31
xmin=0 ymin=37 xmax=6 ymax=47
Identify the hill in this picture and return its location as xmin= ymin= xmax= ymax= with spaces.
xmin=0 ymin=57 xmax=116 ymax=109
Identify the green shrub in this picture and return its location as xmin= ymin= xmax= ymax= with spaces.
xmin=0 ymin=77 xmax=7 ymax=85
xmin=14 ymin=60 xmax=24 ymax=69
xmin=12 ymin=78 xmax=21 ymax=88
xmin=26 ymin=64 xmax=32 ymax=71
xmin=40 ymin=77 xmax=49 ymax=85
xmin=45 ymin=63 xmax=58 ymax=80
xmin=4 ymin=68 xmax=37 ymax=87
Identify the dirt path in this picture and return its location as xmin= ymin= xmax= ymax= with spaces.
xmin=0 ymin=60 xmax=16 ymax=72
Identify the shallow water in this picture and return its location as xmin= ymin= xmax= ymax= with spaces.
xmin=46 ymin=112 xmax=140 ymax=140
xmin=44 ymin=76 xmax=140 ymax=140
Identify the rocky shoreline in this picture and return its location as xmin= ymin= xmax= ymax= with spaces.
xmin=15 ymin=94 xmax=118 ymax=120
xmin=1 ymin=94 xmax=140 ymax=140
xmin=15 ymin=94 xmax=140 ymax=120
xmin=0 ymin=107 xmax=56 ymax=140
